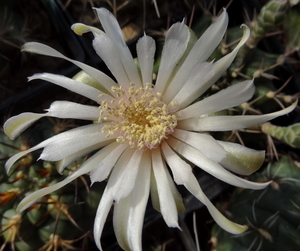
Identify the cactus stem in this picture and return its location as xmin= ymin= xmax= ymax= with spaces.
xmin=0 ymin=212 xmax=22 ymax=250
xmin=0 ymin=188 xmax=21 ymax=206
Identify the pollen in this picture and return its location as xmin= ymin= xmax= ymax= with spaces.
xmin=99 ymin=83 xmax=177 ymax=150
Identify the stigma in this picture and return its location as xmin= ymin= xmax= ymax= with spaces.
xmin=99 ymin=83 xmax=177 ymax=150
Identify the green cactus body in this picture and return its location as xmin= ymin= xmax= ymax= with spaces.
xmin=284 ymin=4 xmax=300 ymax=51
xmin=262 ymin=122 xmax=300 ymax=148
xmin=211 ymin=157 xmax=300 ymax=251
xmin=248 ymin=0 xmax=289 ymax=48
xmin=0 ymin=121 xmax=105 ymax=250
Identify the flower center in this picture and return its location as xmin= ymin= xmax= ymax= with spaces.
xmin=99 ymin=83 xmax=177 ymax=150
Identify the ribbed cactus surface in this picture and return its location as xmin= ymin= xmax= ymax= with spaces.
xmin=0 ymin=122 xmax=103 ymax=250
xmin=211 ymin=157 xmax=300 ymax=251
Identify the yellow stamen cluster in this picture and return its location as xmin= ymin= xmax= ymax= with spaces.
xmin=99 ymin=83 xmax=177 ymax=150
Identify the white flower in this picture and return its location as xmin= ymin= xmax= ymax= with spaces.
xmin=4 ymin=8 xmax=296 ymax=251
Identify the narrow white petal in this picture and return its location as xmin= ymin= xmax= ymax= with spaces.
xmin=113 ymin=152 xmax=151 ymax=251
xmin=95 ymin=8 xmax=142 ymax=87
xmin=150 ymin=169 xmax=160 ymax=212
xmin=163 ymin=10 xmax=228 ymax=103
xmin=154 ymin=21 xmax=190 ymax=94
xmin=17 ymin=174 xmax=79 ymax=213
xmin=167 ymin=24 xmax=250 ymax=106
xmin=180 ymin=9 xmax=228 ymax=69
xmin=167 ymin=137 xmax=271 ymax=189
xmin=94 ymin=187 xmax=114 ymax=251
xmin=163 ymin=139 xmax=247 ymax=233
xmin=171 ymin=129 xmax=227 ymax=163
xmin=40 ymin=123 xmax=116 ymax=161
xmin=72 ymin=70 xmax=115 ymax=95
xmin=56 ymin=140 xmax=114 ymax=174
xmin=71 ymin=22 xmax=104 ymax=35
xmin=217 ymin=141 xmax=265 ymax=175
xmin=136 ymin=35 xmax=156 ymax=86
xmin=93 ymin=33 xmax=130 ymax=88
xmin=108 ymin=148 xmax=144 ymax=201
xmin=161 ymin=141 xmax=192 ymax=185
xmin=106 ymin=148 xmax=135 ymax=199
xmin=201 ymin=25 xmax=250 ymax=90
xmin=4 ymin=113 xmax=45 ymax=140
xmin=89 ymin=143 xmax=128 ymax=184
xmin=22 ymin=42 xmax=116 ymax=93
xmin=185 ymin=174 xmax=248 ymax=234
xmin=17 ymin=142 xmax=118 ymax=213
xmin=5 ymin=141 xmax=48 ymax=173
xmin=151 ymin=147 xmax=179 ymax=228
xmin=178 ymin=80 xmax=255 ymax=120
xmin=113 ymin=196 xmax=131 ymax=251
xmin=28 ymin=73 xmax=104 ymax=103
xmin=177 ymin=101 xmax=297 ymax=131
xmin=5 ymin=123 xmax=110 ymax=173
xmin=47 ymin=101 xmax=100 ymax=120
xmin=164 ymin=162 xmax=185 ymax=214
xmin=4 ymin=101 xmax=100 ymax=141
xmin=127 ymin=151 xmax=151 ymax=251
xmin=94 ymin=8 xmax=124 ymax=44
xmin=167 ymin=62 xmax=215 ymax=109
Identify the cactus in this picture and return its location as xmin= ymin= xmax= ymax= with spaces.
xmin=247 ymin=0 xmax=289 ymax=48
xmin=1 ymin=1 xmax=300 ymax=250
xmin=261 ymin=122 xmax=300 ymax=148
xmin=211 ymin=157 xmax=300 ymax=251
xmin=228 ymin=0 xmax=290 ymax=79
xmin=0 ymin=121 xmax=104 ymax=250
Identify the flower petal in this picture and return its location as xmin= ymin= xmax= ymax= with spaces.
xmin=94 ymin=187 xmax=114 ymax=251
xmin=171 ymin=129 xmax=227 ymax=163
xmin=46 ymin=101 xmax=100 ymax=120
xmin=181 ymin=9 xmax=228 ymax=66
xmin=167 ymin=137 xmax=271 ymax=189
xmin=28 ymin=73 xmax=104 ymax=103
xmin=127 ymin=151 xmax=151 ymax=251
xmin=107 ymin=148 xmax=144 ymax=201
xmin=113 ymin=150 xmax=151 ymax=251
xmin=217 ymin=141 xmax=265 ymax=175
xmin=40 ymin=123 xmax=116 ymax=161
xmin=162 ymin=10 xmax=228 ymax=103
xmin=89 ymin=143 xmax=128 ymax=184
xmin=5 ymin=141 xmax=48 ymax=173
xmin=161 ymin=141 xmax=192 ymax=185
xmin=17 ymin=142 xmax=119 ymax=213
xmin=164 ymin=161 xmax=185 ymax=214
xmin=56 ymin=140 xmax=114 ymax=174
xmin=150 ymin=169 xmax=160 ymax=212
xmin=71 ymin=22 xmax=104 ymax=35
xmin=5 ymin=123 xmax=113 ymax=172
xmin=4 ymin=101 xmax=100 ymax=140
xmin=94 ymin=8 xmax=142 ymax=87
xmin=178 ymin=80 xmax=255 ymax=120
xmin=72 ymin=70 xmax=113 ymax=95
xmin=177 ymin=101 xmax=298 ymax=131
xmin=162 ymin=140 xmax=248 ymax=233
xmin=136 ymin=34 xmax=156 ymax=86
xmin=22 ymin=42 xmax=116 ymax=93
xmin=199 ymin=24 xmax=250 ymax=91
xmin=151 ymin=147 xmax=180 ymax=228
xmin=4 ymin=113 xmax=45 ymax=140
xmin=185 ymin=173 xmax=248 ymax=234
xmin=113 ymin=196 xmax=131 ymax=251
xmin=167 ymin=62 xmax=215 ymax=109
xmin=93 ymin=33 xmax=131 ymax=88
xmin=165 ymin=25 xmax=250 ymax=108
xmin=154 ymin=21 xmax=190 ymax=94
